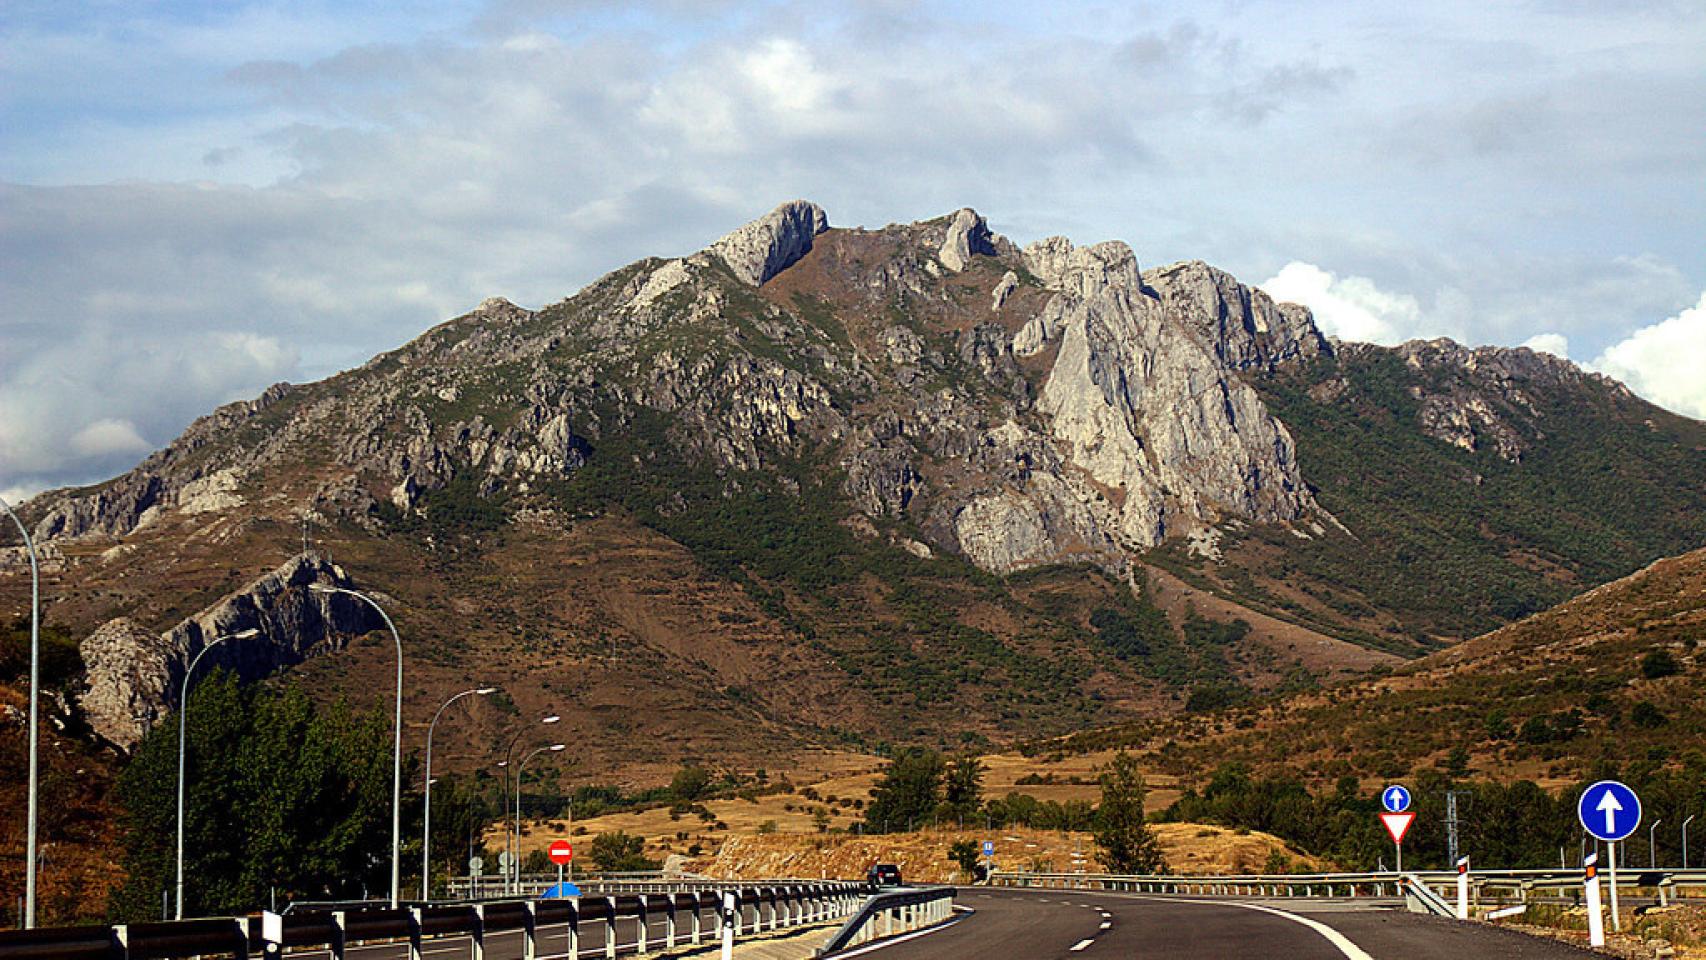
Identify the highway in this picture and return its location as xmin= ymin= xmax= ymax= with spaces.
xmin=841 ymin=887 xmax=1600 ymax=959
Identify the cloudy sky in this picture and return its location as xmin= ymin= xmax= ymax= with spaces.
xmin=3 ymin=0 xmax=1704 ymax=501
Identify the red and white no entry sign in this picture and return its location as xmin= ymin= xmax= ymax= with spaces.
xmin=548 ymin=840 xmax=573 ymax=865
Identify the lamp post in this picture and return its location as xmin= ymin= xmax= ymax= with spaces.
xmin=174 ymin=627 xmax=260 ymax=919
xmin=1684 ymin=815 xmax=1695 ymax=871
xmin=514 ymin=743 xmax=566 ymax=893
xmin=0 ymin=496 xmax=40 ymax=928
xmin=1651 ymin=819 xmax=1663 ymax=869
xmin=310 ymin=584 xmax=404 ymax=906
xmin=501 ymin=715 xmax=560 ymax=892
xmin=421 ymin=686 xmax=496 ymax=900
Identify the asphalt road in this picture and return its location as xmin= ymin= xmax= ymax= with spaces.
xmin=840 ymin=888 xmax=1601 ymax=960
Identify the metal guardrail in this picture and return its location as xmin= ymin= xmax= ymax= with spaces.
xmin=0 ymin=883 xmax=866 ymax=960
xmin=990 ymin=868 xmax=1706 ymax=907
xmin=815 ymin=887 xmax=957 ymax=957
xmin=448 ymin=873 xmax=795 ymax=900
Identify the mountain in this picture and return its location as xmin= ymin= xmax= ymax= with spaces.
xmin=1055 ymin=542 xmax=1706 ymax=785
xmin=3 ymin=200 xmax=1704 ymax=782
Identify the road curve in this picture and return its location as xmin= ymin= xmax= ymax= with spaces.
xmin=842 ymin=887 xmax=1600 ymax=960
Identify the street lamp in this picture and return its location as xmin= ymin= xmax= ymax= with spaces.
xmin=514 ymin=743 xmax=566 ymax=892
xmin=0 ymin=496 xmax=41 ymax=928
xmin=421 ymin=685 xmax=497 ymax=900
xmin=175 ymin=627 xmax=260 ymax=919
xmin=501 ymin=715 xmax=560 ymax=891
xmin=1651 ymin=819 xmax=1663 ymax=869
xmin=1685 ymin=815 xmax=1696 ymax=871
xmin=310 ymin=584 xmax=404 ymax=906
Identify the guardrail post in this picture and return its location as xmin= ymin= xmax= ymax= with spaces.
xmin=691 ymin=893 xmax=704 ymax=945
xmin=604 ymin=897 xmax=618 ymax=960
xmin=471 ymin=905 xmax=485 ymax=960
xmin=522 ymin=901 xmax=537 ymax=960
xmin=331 ymin=911 xmax=348 ymax=960
xmin=564 ymin=901 xmax=580 ymax=960
xmin=408 ymin=906 xmax=424 ymax=960
xmin=114 ymin=925 xmax=131 ymax=960
xmin=636 ymin=895 xmax=650 ymax=955
xmin=666 ymin=895 xmax=677 ymax=948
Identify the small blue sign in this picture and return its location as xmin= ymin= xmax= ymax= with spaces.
xmin=982 ymin=841 xmax=994 ymax=856
xmin=1578 ymin=780 xmax=1641 ymax=842
xmin=1381 ymin=784 xmax=1412 ymax=814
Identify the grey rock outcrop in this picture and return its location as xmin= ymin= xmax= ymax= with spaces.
xmin=78 ymin=552 xmax=383 ymax=750
xmin=937 ymin=208 xmax=996 ymax=272
xmin=1143 ymin=260 xmax=1331 ymax=370
xmin=991 ymin=270 xmax=1018 ymax=310
xmin=709 ymin=200 xmax=829 ymax=286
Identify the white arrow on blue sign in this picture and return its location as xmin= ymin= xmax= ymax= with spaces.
xmin=1578 ymin=780 xmax=1641 ymax=842
xmin=983 ymin=841 xmax=994 ymax=856
xmin=1381 ymin=785 xmax=1412 ymax=814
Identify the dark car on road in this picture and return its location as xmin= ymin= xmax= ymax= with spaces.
xmin=866 ymin=863 xmax=903 ymax=888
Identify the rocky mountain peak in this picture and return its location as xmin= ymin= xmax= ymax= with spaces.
xmin=708 ymin=199 xmax=829 ymax=285
xmin=936 ymin=207 xmax=997 ymax=272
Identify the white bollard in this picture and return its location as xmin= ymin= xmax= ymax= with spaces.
xmin=1455 ymin=857 xmax=1470 ymax=920
xmin=1584 ymin=852 xmax=1606 ymax=948
xmin=721 ymin=891 xmax=737 ymax=960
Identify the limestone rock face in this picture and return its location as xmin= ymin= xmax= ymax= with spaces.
xmin=991 ymin=270 xmax=1018 ymax=310
xmin=1371 ymin=338 xmax=1629 ymax=463
xmin=708 ymin=200 xmax=829 ymax=286
xmin=1006 ymin=237 xmax=1317 ymax=550
xmin=77 ymin=552 xmax=383 ymax=750
xmin=78 ymin=618 xmax=175 ymax=752
xmin=937 ymin=208 xmax=996 ymax=272
xmin=1143 ymin=260 xmax=1331 ymax=370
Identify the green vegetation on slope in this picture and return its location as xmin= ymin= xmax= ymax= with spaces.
xmin=1251 ymin=351 xmax=1706 ymax=638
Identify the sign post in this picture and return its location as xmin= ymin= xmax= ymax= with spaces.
xmin=1380 ymin=785 xmax=1415 ymax=873
xmin=1455 ymin=856 xmax=1469 ymax=919
xmin=982 ymin=840 xmax=994 ymax=880
xmin=1578 ymin=780 xmax=1640 ymax=935
xmin=1381 ymin=813 xmax=1416 ymax=872
xmin=547 ymin=840 xmax=573 ymax=892
xmin=1583 ymin=851 xmax=1605 ymax=947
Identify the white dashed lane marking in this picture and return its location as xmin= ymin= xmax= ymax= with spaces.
xmin=1070 ymin=938 xmax=1095 ymax=952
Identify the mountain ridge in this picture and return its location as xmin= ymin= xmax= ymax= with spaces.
xmin=3 ymin=199 xmax=1704 ymax=779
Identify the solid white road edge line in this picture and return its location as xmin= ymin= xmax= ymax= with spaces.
xmin=1125 ymin=895 xmax=1374 ymax=960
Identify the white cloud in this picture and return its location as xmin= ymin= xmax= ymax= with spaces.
xmin=67 ymin=419 xmax=152 ymax=459
xmin=1590 ymin=292 xmax=1706 ymax=421
xmin=1521 ymin=333 xmax=1570 ymax=358
xmin=1257 ymin=261 xmax=1433 ymax=345
xmin=0 ymin=485 xmax=45 ymax=510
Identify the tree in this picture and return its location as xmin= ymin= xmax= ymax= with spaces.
xmin=1093 ymin=751 xmax=1166 ymax=874
xmin=586 ymin=831 xmax=655 ymax=872
xmin=670 ymin=764 xmax=714 ymax=802
xmin=948 ymin=839 xmax=980 ymax=874
xmin=862 ymin=748 xmax=945 ymax=833
xmin=1641 ymin=649 xmax=1679 ymax=679
xmin=940 ymin=754 xmax=984 ymax=825
xmin=110 ymin=673 xmax=399 ymax=921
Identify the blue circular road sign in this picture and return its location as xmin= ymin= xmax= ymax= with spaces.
xmin=1578 ymin=780 xmax=1641 ymax=842
xmin=1381 ymin=784 xmax=1412 ymax=813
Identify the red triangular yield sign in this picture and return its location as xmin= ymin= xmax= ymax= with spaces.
xmin=1381 ymin=812 xmax=1415 ymax=844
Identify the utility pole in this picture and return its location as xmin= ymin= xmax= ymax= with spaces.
xmin=1445 ymin=791 xmax=1464 ymax=866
